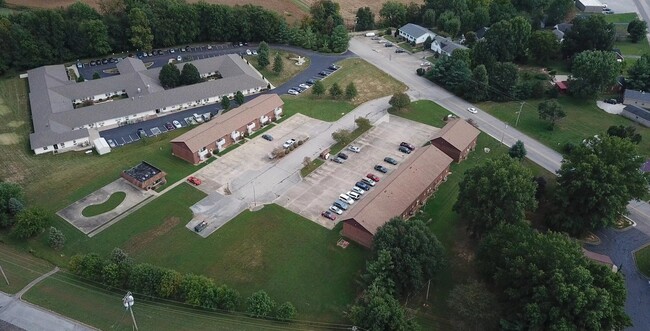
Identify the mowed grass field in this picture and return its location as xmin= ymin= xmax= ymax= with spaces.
xmin=0 ymin=244 xmax=53 ymax=294
xmin=248 ymin=49 xmax=311 ymax=86
xmin=478 ymin=97 xmax=650 ymax=157
xmin=635 ymin=245 xmax=650 ymax=277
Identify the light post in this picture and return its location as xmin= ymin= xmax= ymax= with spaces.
xmin=515 ymin=101 xmax=525 ymax=127
xmin=123 ymin=291 xmax=139 ymax=331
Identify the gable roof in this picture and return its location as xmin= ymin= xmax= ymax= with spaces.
xmin=431 ymin=119 xmax=480 ymax=152
xmin=623 ymin=105 xmax=650 ymax=121
xmin=555 ymin=23 xmax=573 ymax=33
xmin=171 ymin=94 xmax=283 ymax=152
xmin=624 ymin=89 xmax=650 ymax=103
xmin=552 ymin=29 xmax=565 ymax=40
xmin=399 ymin=23 xmax=434 ymax=39
xmin=344 ymin=145 xmax=453 ymax=235
xmin=476 ymin=27 xmax=489 ymax=39
xmin=432 ymin=35 xmax=467 ymax=54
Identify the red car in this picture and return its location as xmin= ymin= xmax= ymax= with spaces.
xmin=187 ymin=176 xmax=201 ymax=185
xmin=367 ymin=173 xmax=380 ymax=182
xmin=321 ymin=211 xmax=337 ymax=221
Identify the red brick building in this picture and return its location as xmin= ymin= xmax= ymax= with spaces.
xmin=342 ymin=145 xmax=453 ymax=248
xmin=430 ymin=119 xmax=480 ymax=162
xmin=171 ymin=94 xmax=283 ymax=164
xmin=121 ymin=161 xmax=167 ymax=190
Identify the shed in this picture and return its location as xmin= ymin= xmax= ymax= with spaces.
xmin=93 ymin=138 xmax=111 ymax=155
xmin=576 ymin=0 xmax=605 ymax=12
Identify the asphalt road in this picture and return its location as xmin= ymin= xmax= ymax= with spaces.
xmin=96 ymin=45 xmax=353 ymax=148
xmin=348 ymin=36 xmax=650 ymax=330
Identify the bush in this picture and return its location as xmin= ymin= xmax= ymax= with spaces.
xmin=275 ymin=302 xmax=297 ymax=321
xmin=247 ymin=290 xmax=275 ymax=318
xmin=12 ymin=208 xmax=50 ymax=239
xmin=47 ymin=226 xmax=66 ymax=250
xmin=562 ymin=142 xmax=576 ymax=154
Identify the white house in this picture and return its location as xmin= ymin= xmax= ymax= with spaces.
xmin=398 ymin=23 xmax=436 ymax=45
xmin=430 ymin=36 xmax=467 ymax=57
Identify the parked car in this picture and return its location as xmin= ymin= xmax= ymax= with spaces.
xmin=332 ymin=157 xmax=344 ymax=164
xmin=173 ymin=120 xmax=182 ymax=129
xmin=101 ymin=58 xmax=108 ymax=64
xmin=165 ymin=122 xmax=175 ymax=131
xmin=355 ymin=181 xmax=371 ymax=191
xmin=395 ymin=48 xmax=406 ymax=53
xmin=329 ymin=64 xmax=339 ymax=70
xmin=194 ymin=221 xmax=208 ymax=232
xmin=306 ymin=79 xmax=316 ymax=85
xmin=137 ymin=128 xmax=147 ymax=138
xmin=193 ymin=113 xmax=204 ymax=123
xmin=207 ymin=45 xmax=213 ymax=50
xmin=177 ymin=55 xmax=182 ymax=61
xmin=169 ymin=48 xmax=175 ymax=53
xmin=107 ymin=139 xmax=116 ymax=148
xmin=339 ymin=194 xmax=354 ymax=205
xmin=319 ymin=71 xmax=330 ymax=76
xmin=367 ymin=173 xmax=380 ymax=182
xmin=292 ymin=86 xmax=304 ymax=93
xmin=262 ymin=134 xmax=273 ymax=141
xmin=246 ymin=49 xmax=252 ymax=55
xmin=374 ymin=165 xmax=388 ymax=173
xmin=348 ymin=146 xmax=361 ymax=153
xmin=252 ymin=50 xmax=258 ymax=55
xmin=384 ymin=42 xmax=394 ymax=47
xmin=362 ymin=177 xmax=376 ymax=186
xmin=187 ymin=176 xmax=201 ymax=185
xmin=329 ymin=205 xmax=343 ymax=215
xmin=108 ymin=57 xmax=116 ymax=63
xmin=337 ymin=152 xmax=348 ymax=160
xmin=283 ymin=139 xmax=296 ymax=148
xmin=400 ymin=142 xmax=415 ymax=151
xmin=467 ymin=107 xmax=478 ymax=114
xmin=399 ymin=146 xmax=412 ymax=154
xmin=604 ymin=98 xmax=618 ymax=104
xmin=299 ymin=83 xmax=310 ymax=89
xmin=333 ymin=200 xmax=349 ymax=210
xmin=384 ymin=157 xmax=398 ymax=165
xmin=347 ymin=191 xmax=360 ymax=200
xmin=321 ymin=210 xmax=337 ymax=220
xmin=352 ymin=186 xmax=366 ymax=196
xmin=287 ymin=89 xmax=299 ymax=95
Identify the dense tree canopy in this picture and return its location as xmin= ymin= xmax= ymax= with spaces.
xmin=550 ymin=135 xmax=648 ymax=235
xmin=628 ymin=18 xmax=648 ymax=43
xmin=355 ymin=7 xmax=375 ymax=31
xmin=309 ymin=0 xmax=343 ymax=35
xmin=508 ymin=140 xmax=527 ymax=160
xmin=159 ymin=63 xmax=180 ymax=89
xmin=538 ymin=99 xmax=566 ymax=129
xmin=562 ymin=15 xmax=615 ymax=57
xmin=569 ymin=50 xmax=620 ymax=97
xmin=453 ymin=155 xmax=537 ymax=238
xmin=626 ymin=53 xmax=650 ymax=92
xmin=607 ymin=125 xmax=642 ymax=144
xmin=388 ymin=92 xmax=411 ymax=111
xmin=379 ymin=1 xmax=407 ymax=28
xmin=348 ymin=282 xmax=418 ymax=331
xmin=529 ymin=30 xmax=560 ymax=64
xmin=478 ymin=223 xmax=631 ymax=330
xmin=179 ymin=63 xmax=201 ymax=85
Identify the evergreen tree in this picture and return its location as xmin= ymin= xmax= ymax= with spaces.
xmin=272 ymin=53 xmax=283 ymax=73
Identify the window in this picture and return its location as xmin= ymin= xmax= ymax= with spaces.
xmin=43 ymin=146 xmax=48 ymax=150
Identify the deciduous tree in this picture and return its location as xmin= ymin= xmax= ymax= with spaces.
xmin=508 ymin=140 xmax=527 ymax=160
xmin=628 ymin=18 xmax=648 ymax=43
xmin=12 ymin=208 xmax=50 ymax=239
xmin=348 ymin=282 xmax=418 ymax=330
xmin=330 ymin=25 xmax=349 ymax=53
xmin=379 ymin=1 xmax=407 ymax=27
xmin=569 ymin=50 xmax=620 ymax=97
xmin=345 ymin=82 xmax=357 ymax=100
xmin=355 ymin=7 xmax=375 ymax=31
xmin=537 ymin=99 xmax=566 ymax=129
xmin=469 ymin=64 xmax=489 ymax=102
xmin=422 ymin=8 xmax=436 ymax=28
xmin=312 ymin=80 xmax=325 ymax=96
xmin=488 ymin=62 xmax=518 ymax=101
xmin=234 ymin=91 xmax=245 ymax=105
xmin=626 ymin=53 xmax=650 ymax=91
xmin=246 ymin=290 xmax=274 ymax=318
xmin=180 ymin=63 xmax=201 ymax=85
xmin=332 ymin=129 xmax=352 ymax=145
xmin=221 ymin=96 xmax=230 ymax=110
xmin=275 ymin=302 xmax=297 ymax=321
xmin=329 ymin=82 xmax=342 ymax=99
xmin=92 ymin=72 xmax=100 ymax=80
xmin=562 ymin=15 xmax=615 ymax=57
xmin=355 ymin=116 xmax=371 ymax=130
xmin=159 ymin=63 xmax=180 ymax=89
xmin=0 ymin=182 xmax=23 ymax=215
xmin=453 ymin=156 xmax=537 ymax=238
xmin=128 ymin=7 xmax=154 ymax=51
xmin=47 ymin=226 xmax=65 ymax=250
xmin=529 ymin=30 xmax=560 ymax=64
xmin=437 ymin=10 xmax=461 ymax=37
xmin=388 ymin=92 xmax=411 ymax=111
xmin=607 ymin=125 xmax=642 ymax=144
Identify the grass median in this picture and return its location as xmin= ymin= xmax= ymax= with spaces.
xmin=635 ymin=245 xmax=650 ymax=277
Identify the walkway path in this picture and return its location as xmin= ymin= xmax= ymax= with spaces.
xmin=0 ymin=267 xmax=97 ymax=331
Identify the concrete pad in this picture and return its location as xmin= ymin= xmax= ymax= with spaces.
xmin=57 ymin=179 xmax=154 ymax=235
xmin=0 ymin=293 xmax=95 ymax=331
xmin=596 ymin=101 xmax=625 ymax=114
xmin=277 ymin=115 xmax=439 ymax=229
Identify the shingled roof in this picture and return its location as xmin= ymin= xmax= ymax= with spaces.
xmin=431 ymin=119 xmax=480 ymax=152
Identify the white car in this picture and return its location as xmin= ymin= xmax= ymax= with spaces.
xmin=339 ymin=194 xmax=354 ymax=205
xmin=362 ymin=177 xmax=376 ymax=186
xmin=283 ymin=139 xmax=296 ymax=148
xmin=172 ymin=120 xmax=182 ymax=129
xmin=287 ymin=89 xmax=299 ymax=95
xmin=348 ymin=146 xmax=361 ymax=153
xmin=299 ymin=83 xmax=310 ymax=89
xmin=252 ymin=50 xmax=258 ymax=55
xmin=347 ymin=191 xmax=360 ymax=200
xmin=351 ymin=186 xmax=365 ymax=195
xmin=177 ymin=55 xmax=182 ymax=61
xmin=246 ymin=49 xmax=252 ymax=55
xmin=467 ymin=107 xmax=478 ymax=114
xmin=207 ymin=45 xmax=213 ymax=50
xmin=329 ymin=205 xmax=343 ymax=215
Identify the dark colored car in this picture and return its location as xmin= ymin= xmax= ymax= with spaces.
xmin=384 ymin=42 xmax=394 ymax=47
xmin=89 ymin=60 xmax=96 ymax=66
xmin=306 ymin=79 xmax=316 ymax=85
xmin=164 ymin=122 xmax=174 ymax=131
xmin=108 ymin=57 xmax=115 ymax=63
xmin=137 ymin=128 xmax=147 ymax=138
xmin=321 ymin=211 xmax=336 ymax=221
xmin=395 ymin=48 xmax=406 ymax=53
xmin=332 ymin=157 xmax=344 ymax=164
xmin=333 ymin=200 xmax=349 ymax=210
xmin=293 ymin=86 xmax=304 ymax=93
xmin=374 ymin=165 xmax=388 ymax=173
xmin=157 ymin=49 xmax=164 ymax=55
xmin=101 ymin=58 xmax=108 ymax=64
xmin=384 ymin=157 xmax=398 ymax=165
xmin=604 ymin=98 xmax=618 ymax=104
xmin=356 ymin=181 xmax=371 ymax=191
xmin=329 ymin=64 xmax=339 ymax=70
xmin=337 ymin=152 xmax=348 ymax=160
xmin=399 ymin=146 xmax=412 ymax=154
xmin=194 ymin=221 xmax=208 ymax=232
xmin=262 ymin=134 xmax=273 ymax=141
xmin=400 ymin=142 xmax=415 ymax=151
xmin=319 ymin=71 xmax=330 ymax=76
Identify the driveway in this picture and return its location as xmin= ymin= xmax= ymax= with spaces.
xmin=349 ymin=36 xmax=650 ymax=329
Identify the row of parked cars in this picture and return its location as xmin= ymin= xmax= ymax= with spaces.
xmin=288 ymin=64 xmax=339 ymax=95
xmin=322 ymin=144 xmax=411 ymax=220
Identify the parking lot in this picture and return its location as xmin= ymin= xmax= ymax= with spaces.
xmin=277 ymin=115 xmax=438 ymax=229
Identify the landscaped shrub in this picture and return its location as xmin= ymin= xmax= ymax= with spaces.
xmin=47 ymin=226 xmax=66 ymax=250
xmin=12 ymin=208 xmax=50 ymax=239
xmin=275 ymin=302 xmax=297 ymax=321
xmin=247 ymin=290 xmax=275 ymax=318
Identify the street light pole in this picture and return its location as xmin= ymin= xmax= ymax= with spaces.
xmin=123 ymin=291 xmax=139 ymax=331
xmin=515 ymin=101 xmax=525 ymax=127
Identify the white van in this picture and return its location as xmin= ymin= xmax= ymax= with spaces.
xmin=365 ymin=32 xmax=376 ymax=37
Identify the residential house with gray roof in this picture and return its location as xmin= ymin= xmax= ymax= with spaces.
xmin=398 ymin=23 xmax=436 ymax=45
xmin=624 ymin=89 xmax=650 ymax=110
xmin=27 ymin=54 xmax=267 ymax=155
xmin=621 ymin=105 xmax=650 ymax=127
xmin=430 ymin=35 xmax=467 ymax=57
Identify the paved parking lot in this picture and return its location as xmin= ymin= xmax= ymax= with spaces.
xmin=277 ymin=115 xmax=439 ymax=229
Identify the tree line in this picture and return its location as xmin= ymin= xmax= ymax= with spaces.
xmin=0 ymin=0 xmax=350 ymax=75
xmin=69 ymin=248 xmax=297 ymax=321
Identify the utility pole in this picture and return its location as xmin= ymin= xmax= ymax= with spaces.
xmin=425 ymin=279 xmax=431 ymax=301
xmin=123 ymin=291 xmax=138 ymax=331
xmin=515 ymin=101 xmax=526 ymax=127
xmin=0 ymin=264 xmax=9 ymax=285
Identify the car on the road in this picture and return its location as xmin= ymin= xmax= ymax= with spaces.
xmin=352 ymin=186 xmax=365 ymax=195
xmin=337 ymin=152 xmax=348 ymax=160
xmin=347 ymin=191 xmax=360 ymax=200
xmin=283 ymin=139 xmax=296 ymax=148
xmin=355 ymin=181 xmax=371 ymax=191
xmin=262 ymin=134 xmax=273 ymax=141
xmin=467 ymin=107 xmax=478 ymax=114
xmin=287 ymin=89 xmax=299 ymax=95
xmin=299 ymin=83 xmax=310 ymax=89
xmin=329 ymin=205 xmax=343 ymax=215
xmin=173 ymin=120 xmax=182 ymax=129
xmin=339 ymin=194 xmax=354 ymax=205
xmin=333 ymin=200 xmax=349 ymax=210
xmin=399 ymin=146 xmax=412 ymax=154
xmin=321 ymin=210 xmax=337 ymax=220
xmin=194 ymin=221 xmax=208 ymax=232
xmin=137 ymin=128 xmax=147 ymax=138
xmin=374 ymin=165 xmax=388 ymax=173
xmin=332 ymin=157 xmax=344 ymax=164
xmin=187 ymin=176 xmax=201 ymax=185
xmin=367 ymin=173 xmax=380 ymax=182
xmin=348 ymin=146 xmax=361 ymax=153
xmin=107 ymin=139 xmax=116 ymax=148
xmin=164 ymin=122 xmax=175 ymax=131
xmin=400 ymin=142 xmax=415 ymax=151
xmin=384 ymin=157 xmax=398 ymax=165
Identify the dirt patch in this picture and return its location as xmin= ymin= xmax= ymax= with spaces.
xmin=123 ymin=217 xmax=180 ymax=254
xmin=7 ymin=121 xmax=25 ymax=128
xmin=0 ymin=133 xmax=20 ymax=145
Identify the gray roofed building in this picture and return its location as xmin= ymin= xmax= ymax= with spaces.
xmin=398 ymin=23 xmax=436 ymax=44
xmin=27 ymin=54 xmax=267 ymax=154
xmin=624 ymin=89 xmax=650 ymax=110
xmin=431 ymin=35 xmax=467 ymax=57
xmin=621 ymin=105 xmax=650 ymax=127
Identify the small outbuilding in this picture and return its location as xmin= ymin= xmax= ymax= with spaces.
xmin=93 ymin=138 xmax=111 ymax=155
xmin=121 ymin=161 xmax=167 ymax=190
xmin=430 ymin=119 xmax=480 ymax=162
xmin=576 ymin=0 xmax=605 ymax=13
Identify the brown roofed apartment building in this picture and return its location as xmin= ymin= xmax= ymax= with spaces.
xmin=430 ymin=119 xmax=480 ymax=162
xmin=171 ymin=94 xmax=283 ymax=164
xmin=342 ymin=145 xmax=453 ymax=248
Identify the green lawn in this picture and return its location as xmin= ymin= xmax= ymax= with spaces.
xmin=389 ymin=100 xmax=453 ymax=128
xmin=477 ymin=97 xmax=650 ymax=157
xmin=300 ymin=158 xmax=324 ymax=177
xmin=281 ymin=97 xmax=354 ymax=122
xmin=604 ymin=13 xmax=638 ymax=23
xmin=635 ymin=245 xmax=650 ymax=277
xmin=81 ymin=191 xmax=126 ymax=217
xmin=248 ymin=49 xmax=310 ymax=86
xmin=0 ymin=244 xmax=53 ymax=294
xmin=615 ymin=39 xmax=650 ymax=56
